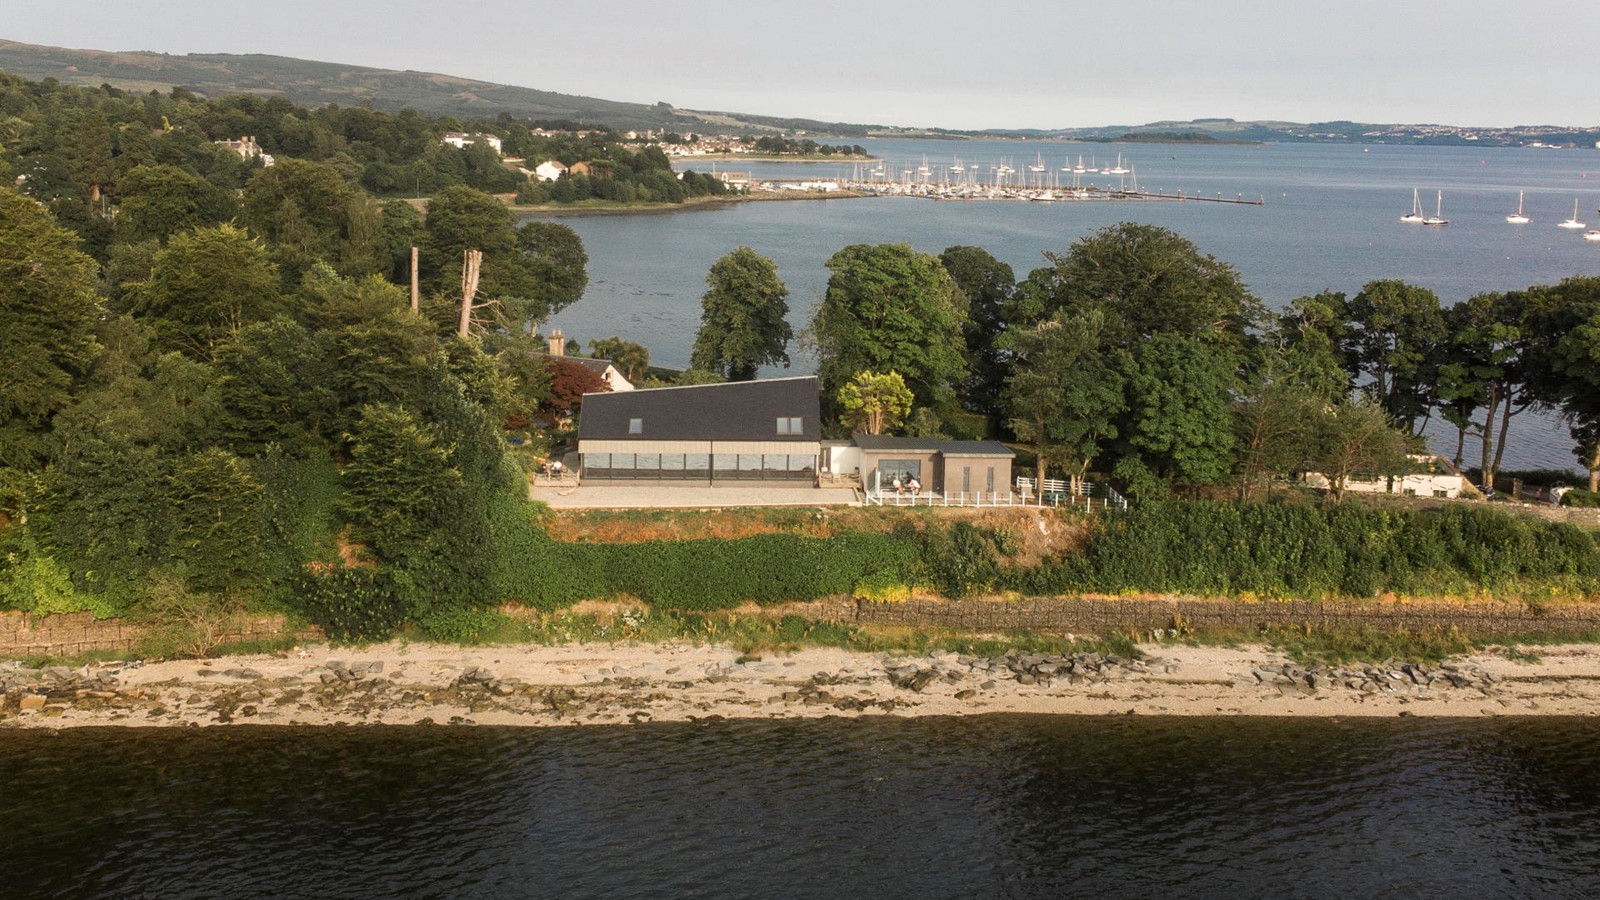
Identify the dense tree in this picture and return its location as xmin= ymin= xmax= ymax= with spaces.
xmin=116 ymin=164 xmax=238 ymax=244
xmin=1019 ymin=223 xmax=1258 ymax=344
xmin=1002 ymin=311 xmax=1124 ymax=491
xmin=837 ymin=371 xmax=913 ymax=436
xmin=420 ymin=185 xmax=530 ymax=301
xmin=166 ymin=448 xmax=266 ymax=594
xmin=1539 ymin=278 xmax=1600 ymax=490
xmin=517 ymin=220 xmax=588 ymax=324
xmin=339 ymin=403 xmax=460 ymax=568
xmin=691 ymin=247 xmax=793 ymax=381
xmin=811 ymin=243 xmax=968 ymax=420
xmin=242 ymin=158 xmax=383 ymax=279
xmin=939 ymin=245 xmax=1013 ymax=421
xmin=1115 ymin=333 xmax=1239 ymax=486
xmin=0 ymin=188 xmax=104 ymax=474
xmin=128 ymin=225 xmax=283 ymax=359
xmin=214 ymin=317 xmax=337 ymax=453
xmin=1341 ymin=279 xmax=1445 ymax=435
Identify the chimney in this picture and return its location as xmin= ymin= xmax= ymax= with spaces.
xmin=549 ymin=329 xmax=565 ymax=356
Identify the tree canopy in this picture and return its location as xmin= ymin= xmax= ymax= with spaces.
xmin=691 ymin=247 xmax=793 ymax=381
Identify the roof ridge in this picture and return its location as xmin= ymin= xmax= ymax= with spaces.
xmin=582 ymin=374 xmax=817 ymax=397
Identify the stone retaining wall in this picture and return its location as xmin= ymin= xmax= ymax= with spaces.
xmin=0 ymin=611 xmax=299 ymax=659
xmin=756 ymin=595 xmax=1600 ymax=637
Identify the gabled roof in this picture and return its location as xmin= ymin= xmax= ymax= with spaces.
xmin=851 ymin=434 xmax=1014 ymax=457
xmin=535 ymin=352 xmax=617 ymax=377
xmin=579 ymin=376 xmax=820 ymax=442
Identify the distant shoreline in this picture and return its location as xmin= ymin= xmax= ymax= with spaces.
xmin=673 ymin=153 xmax=876 ymax=163
xmin=511 ymin=190 xmax=867 ymax=217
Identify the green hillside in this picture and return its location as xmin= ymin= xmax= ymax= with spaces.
xmin=0 ymin=38 xmax=876 ymax=134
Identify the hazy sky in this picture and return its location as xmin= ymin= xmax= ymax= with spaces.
xmin=8 ymin=0 xmax=1596 ymax=129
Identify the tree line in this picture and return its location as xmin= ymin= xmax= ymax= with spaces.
xmin=683 ymin=227 xmax=1600 ymax=497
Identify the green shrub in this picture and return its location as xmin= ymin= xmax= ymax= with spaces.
xmin=294 ymin=568 xmax=408 ymax=642
xmin=854 ymin=571 xmax=913 ymax=603
xmin=1561 ymin=489 xmax=1600 ymax=508
xmin=418 ymin=607 xmax=513 ymax=643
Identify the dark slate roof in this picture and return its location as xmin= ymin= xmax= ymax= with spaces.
xmin=851 ymin=434 xmax=1014 ymax=457
xmin=579 ymin=376 xmax=821 ymax=442
xmin=533 ymin=352 xmax=616 ymax=377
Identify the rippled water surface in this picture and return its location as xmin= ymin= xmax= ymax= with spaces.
xmin=5 ymin=716 xmax=1600 ymax=898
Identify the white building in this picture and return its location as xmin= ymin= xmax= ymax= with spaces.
xmin=442 ymin=132 xmax=504 ymax=154
xmin=1303 ymin=454 xmax=1470 ymax=499
xmin=533 ymin=160 xmax=569 ymax=182
xmin=215 ymin=136 xmax=275 ymax=166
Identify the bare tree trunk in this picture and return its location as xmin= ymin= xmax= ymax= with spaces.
xmin=458 ymin=249 xmax=482 ymax=337
xmin=1479 ymin=385 xmax=1500 ymax=486
xmin=1490 ymin=398 xmax=1517 ymax=487
xmin=410 ymin=246 xmax=420 ymax=313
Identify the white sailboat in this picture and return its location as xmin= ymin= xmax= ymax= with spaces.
xmin=1585 ymin=230 xmax=1600 ymax=242
xmin=1400 ymin=188 xmax=1426 ymax=224
xmin=1558 ymin=198 xmax=1586 ymax=229
xmin=1423 ymin=190 xmax=1449 ymax=226
xmin=1107 ymin=153 xmax=1130 ymax=175
xmin=1505 ymin=191 xmax=1531 ymax=224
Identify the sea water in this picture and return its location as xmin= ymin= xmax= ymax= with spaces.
xmin=5 ymin=716 xmax=1600 ymax=898
xmin=541 ymin=139 xmax=1600 ymax=471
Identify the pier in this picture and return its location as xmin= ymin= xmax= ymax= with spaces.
xmin=752 ymin=179 xmax=1265 ymax=206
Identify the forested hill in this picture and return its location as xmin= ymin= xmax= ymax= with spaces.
xmin=0 ymin=38 xmax=876 ymax=135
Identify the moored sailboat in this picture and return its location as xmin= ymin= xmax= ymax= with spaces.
xmin=1558 ymin=198 xmax=1587 ymax=230
xmin=1423 ymin=190 xmax=1448 ymax=226
xmin=1506 ymin=191 xmax=1530 ymax=224
xmin=1400 ymin=188 xmax=1426 ymax=224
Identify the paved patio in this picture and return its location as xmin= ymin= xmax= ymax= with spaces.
xmin=529 ymin=483 xmax=861 ymax=509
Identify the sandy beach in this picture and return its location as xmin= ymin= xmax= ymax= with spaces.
xmin=5 ymin=640 xmax=1600 ymax=729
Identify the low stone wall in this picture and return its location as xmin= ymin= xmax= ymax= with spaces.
xmin=0 ymin=611 xmax=299 ymax=659
xmin=847 ymin=597 xmax=1600 ymax=637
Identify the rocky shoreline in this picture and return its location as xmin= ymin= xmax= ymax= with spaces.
xmin=2 ymin=642 xmax=1597 ymax=729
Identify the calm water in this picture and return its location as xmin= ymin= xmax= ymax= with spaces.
xmin=541 ymin=139 xmax=1600 ymax=471
xmin=5 ymin=716 xmax=1600 ymax=898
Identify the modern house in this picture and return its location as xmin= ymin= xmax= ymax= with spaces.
xmin=846 ymin=435 xmax=1014 ymax=496
xmin=577 ymin=376 xmax=821 ymax=484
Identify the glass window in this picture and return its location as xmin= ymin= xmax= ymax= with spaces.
xmin=586 ymin=453 xmax=611 ymax=470
xmin=660 ymin=454 xmax=686 ymax=471
xmin=628 ymin=418 xmax=643 ymax=435
xmin=776 ymin=416 xmax=803 ymax=435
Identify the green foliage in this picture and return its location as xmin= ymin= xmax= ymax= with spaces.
xmin=116 ymin=164 xmax=237 ymax=244
xmin=516 ymin=220 xmax=588 ymax=323
xmin=254 ymin=450 xmax=341 ymax=586
xmin=917 ymin=521 xmax=1003 ymax=600
xmin=1561 ymin=489 xmax=1600 ymax=508
xmin=166 ymin=448 xmax=267 ymax=594
xmin=691 ymin=247 xmax=792 ymax=381
xmin=1012 ymin=500 xmax=1600 ymax=600
xmin=128 ymin=224 xmax=283 ymax=359
xmin=837 ymin=370 xmax=913 ymax=435
xmin=1116 ymin=333 xmax=1239 ymax=484
xmin=293 ymin=567 xmax=409 ymax=643
xmin=939 ymin=245 xmax=1014 ymax=420
xmin=1342 ymin=279 xmax=1445 ymax=434
xmin=588 ymin=336 xmax=650 ymax=383
xmin=339 ymin=403 xmax=461 ymax=567
xmin=813 ymin=243 xmax=969 ymax=420
xmin=0 ymin=186 xmax=103 ymax=472
xmin=853 ymin=571 xmax=914 ymax=603
xmin=418 ymin=607 xmax=514 ymax=643
xmin=0 ymin=529 xmax=118 ymax=617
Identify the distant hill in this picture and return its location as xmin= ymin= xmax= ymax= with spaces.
xmin=0 ymin=38 xmax=881 ymax=135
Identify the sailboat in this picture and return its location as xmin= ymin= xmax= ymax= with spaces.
xmin=1558 ymin=198 xmax=1586 ymax=229
xmin=1400 ymin=188 xmax=1426 ymax=224
xmin=1505 ymin=191 xmax=1531 ymax=224
xmin=1107 ymin=153 xmax=1130 ymax=175
xmin=1585 ymin=230 xmax=1600 ymax=242
xmin=1423 ymin=190 xmax=1449 ymax=226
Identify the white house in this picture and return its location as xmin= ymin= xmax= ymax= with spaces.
xmin=539 ymin=329 xmax=634 ymax=392
xmin=1303 ymin=454 xmax=1470 ymax=499
xmin=442 ymin=132 xmax=504 ymax=154
xmin=533 ymin=160 xmax=569 ymax=182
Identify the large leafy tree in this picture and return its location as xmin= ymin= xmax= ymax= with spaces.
xmin=1002 ymin=310 xmax=1124 ymax=491
xmin=1115 ymin=333 xmax=1239 ymax=486
xmin=1538 ymin=277 xmax=1600 ymax=490
xmin=242 ymin=158 xmax=384 ymax=280
xmin=1305 ymin=400 xmax=1413 ymax=504
xmin=1233 ymin=317 xmax=1347 ymax=501
xmin=1341 ymin=279 xmax=1445 ymax=435
xmin=588 ymin=336 xmax=650 ymax=383
xmin=420 ymin=185 xmax=531 ymax=302
xmin=129 ymin=224 xmax=284 ymax=360
xmin=116 ymin=164 xmax=238 ymax=244
xmin=517 ymin=220 xmax=588 ymax=324
xmin=811 ymin=243 xmax=968 ymax=420
xmin=0 ymin=187 xmax=104 ymax=474
xmin=541 ymin=358 xmax=610 ymax=422
xmin=691 ymin=247 xmax=793 ymax=381
xmin=1017 ymin=223 xmax=1258 ymax=344
xmin=939 ymin=245 xmax=1014 ymax=422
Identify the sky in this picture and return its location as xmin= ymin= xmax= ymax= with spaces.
xmin=6 ymin=0 xmax=1597 ymax=130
